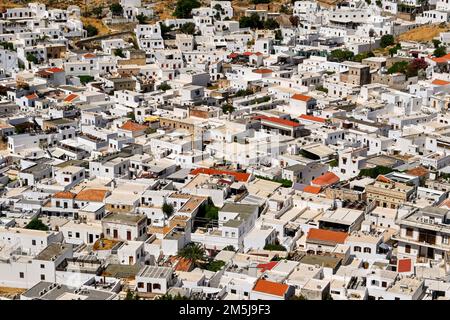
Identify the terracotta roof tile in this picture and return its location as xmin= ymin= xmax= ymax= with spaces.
xmin=53 ymin=191 xmax=76 ymax=199
xmin=406 ymin=166 xmax=429 ymax=177
xmin=26 ymin=93 xmax=38 ymax=100
xmin=307 ymin=228 xmax=348 ymax=244
xmin=47 ymin=67 xmax=64 ymax=73
xmin=397 ymin=258 xmax=412 ymax=273
xmin=254 ymin=115 xmax=300 ymax=127
xmin=431 ymin=79 xmax=450 ymax=86
xmin=120 ymin=120 xmax=148 ymax=131
xmin=303 ymin=185 xmax=322 ymax=194
xmin=252 ymin=68 xmax=272 ymax=74
xmin=311 ymin=172 xmax=340 ymax=187
xmin=292 ymin=93 xmax=313 ymax=102
xmin=75 ymin=189 xmax=108 ymax=202
xmin=299 ymin=114 xmax=326 ymax=123
xmin=64 ymin=93 xmax=79 ymax=102
xmin=253 ymin=279 xmax=289 ymax=297
xmin=190 ymin=168 xmax=251 ymax=182
xmin=256 ymin=261 xmax=278 ymax=272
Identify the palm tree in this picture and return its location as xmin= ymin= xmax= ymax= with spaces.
xmin=177 ymin=242 xmax=206 ymax=267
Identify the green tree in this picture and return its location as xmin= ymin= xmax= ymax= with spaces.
xmin=177 ymin=242 xmax=206 ymax=267
xmin=125 ymin=289 xmax=133 ymax=300
xmin=126 ymin=111 xmax=136 ymax=121
xmin=329 ymin=159 xmax=338 ymax=167
xmin=26 ymin=53 xmax=38 ymax=64
xmin=380 ymin=34 xmax=395 ymax=48
xmin=358 ymin=166 xmax=393 ymax=179
xmin=353 ymin=51 xmax=374 ymax=62
xmin=157 ymin=293 xmax=190 ymax=300
xmin=110 ymin=3 xmax=124 ymax=16
xmin=25 ymin=218 xmax=49 ymax=231
xmin=222 ymin=103 xmax=235 ymax=114
xmin=162 ymin=202 xmax=174 ymax=218
xmin=114 ymin=48 xmax=126 ymax=58
xmin=389 ymin=43 xmax=401 ymax=57
xmin=136 ymin=13 xmax=148 ymax=24
xmin=264 ymin=243 xmax=286 ymax=251
xmin=275 ymin=29 xmax=283 ymax=41
xmin=92 ymin=6 xmax=104 ymax=18
xmin=239 ymin=13 xmax=263 ymax=29
xmin=432 ymin=39 xmax=441 ymax=49
xmin=223 ymin=245 xmax=236 ymax=252
xmin=263 ymin=18 xmax=279 ymax=30
xmin=434 ymin=46 xmax=447 ymax=58
xmin=173 ymin=0 xmax=201 ymax=18
xmin=329 ymin=49 xmax=354 ymax=62
xmin=159 ymin=23 xmax=174 ymax=40
xmin=204 ymin=260 xmax=226 ymax=272
xmin=79 ymin=75 xmax=94 ymax=84
xmin=180 ymin=22 xmax=196 ymax=35
xmin=84 ymin=24 xmax=98 ymax=37
xmin=387 ymin=61 xmax=409 ymax=74
xmin=158 ymin=83 xmax=172 ymax=91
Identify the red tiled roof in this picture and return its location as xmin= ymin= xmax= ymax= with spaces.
xmin=243 ymin=51 xmax=253 ymax=56
xmin=228 ymin=52 xmax=239 ymax=59
xmin=292 ymin=94 xmax=313 ymax=102
xmin=253 ymin=279 xmax=289 ymax=297
xmin=252 ymin=68 xmax=272 ymax=74
xmin=311 ymin=172 xmax=340 ymax=187
xmin=307 ymin=228 xmax=348 ymax=244
xmin=406 ymin=166 xmax=429 ymax=177
xmin=255 ymin=115 xmax=300 ymax=128
xmin=256 ymin=261 xmax=278 ymax=272
xmin=64 ymin=93 xmax=79 ymax=102
xmin=430 ymin=53 xmax=450 ymax=64
xmin=303 ymin=185 xmax=322 ymax=194
xmin=299 ymin=114 xmax=326 ymax=123
xmin=376 ymin=175 xmax=391 ymax=183
xmin=190 ymin=168 xmax=251 ymax=182
xmin=75 ymin=189 xmax=108 ymax=202
xmin=432 ymin=79 xmax=450 ymax=86
xmin=120 ymin=120 xmax=148 ymax=131
xmin=47 ymin=67 xmax=64 ymax=73
xmin=84 ymin=53 xmax=96 ymax=59
xmin=53 ymin=191 xmax=76 ymax=199
xmin=26 ymin=93 xmax=38 ymax=100
xmin=397 ymin=258 xmax=412 ymax=273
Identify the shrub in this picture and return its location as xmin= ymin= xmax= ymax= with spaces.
xmin=25 ymin=218 xmax=49 ymax=231
xmin=173 ymin=0 xmax=201 ymax=18
xmin=380 ymin=35 xmax=395 ymax=48
xmin=84 ymin=24 xmax=98 ymax=37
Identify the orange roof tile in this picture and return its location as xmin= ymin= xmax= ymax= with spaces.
xmin=75 ymin=189 xmax=108 ymax=202
xmin=53 ymin=191 xmax=76 ymax=199
xmin=254 ymin=115 xmax=300 ymax=127
xmin=84 ymin=53 xmax=96 ymax=59
xmin=307 ymin=228 xmax=348 ymax=244
xmin=26 ymin=93 xmax=38 ymax=100
xmin=299 ymin=114 xmax=326 ymax=123
xmin=292 ymin=93 xmax=313 ymax=102
xmin=190 ymin=168 xmax=251 ymax=182
xmin=311 ymin=172 xmax=340 ymax=187
xmin=253 ymin=279 xmax=289 ymax=297
xmin=257 ymin=261 xmax=278 ymax=272
xmin=64 ymin=93 xmax=79 ymax=102
xmin=252 ymin=68 xmax=272 ymax=74
xmin=406 ymin=166 xmax=429 ymax=177
xmin=47 ymin=67 xmax=64 ymax=73
xmin=397 ymin=258 xmax=412 ymax=273
xmin=432 ymin=79 xmax=450 ymax=86
xmin=376 ymin=175 xmax=391 ymax=183
xmin=120 ymin=120 xmax=148 ymax=132
xmin=303 ymin=185 xmax=322 ymax=194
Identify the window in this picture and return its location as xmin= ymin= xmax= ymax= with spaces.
xmin=75 ymin=232 xmax=80 ymax=238
xmin=19 ymin=272 xmax=24 ymax=278
xmin=443 ymin=235 xmax=449 ymax=245
xmin=40 ymin=264 xmax=45 ymax=269
xmin=153 ymin=283 xmax=161 ymax=290
xmin=364 ymin=247 xmax=371 ymax=253
xmin=382 ymin=281 xmax=387 ymax=288
xmin=405 ymin=245 xmax=411 ymax=253
xmin=68 ymin=231 xmax=72 ymax=237
xmin=354 ymin=246 xmax=361 ymax=252
xmin=106 ymin=228 xmax=110 ymax=235
xmin=40 ymin=274 xmax=45 ymax=280
xmin=138 ymin=282 xmax=144 ymax=288
xmin=406 ymin=228 xmax=414 ymax=237
xmin=32 ymin=240 xmax=36 ymax=246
